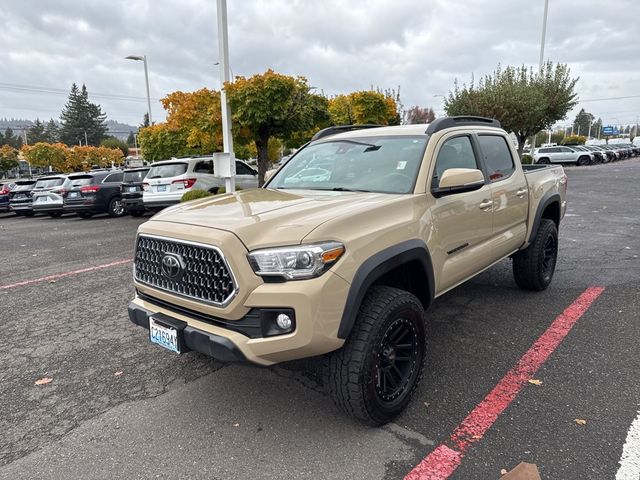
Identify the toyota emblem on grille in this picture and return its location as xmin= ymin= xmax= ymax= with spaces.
xmin=161 ymin=253 xmax=184 ymax=280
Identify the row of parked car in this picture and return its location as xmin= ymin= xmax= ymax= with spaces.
xmin=0 ymin=156 xmax=259 ymax=218
xmin=531 ymin=142 xmax=640 ymax=165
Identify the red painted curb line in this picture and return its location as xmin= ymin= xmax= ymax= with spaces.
xmin=0 ymin=258 xmax=133 ymax=290
xmin=405 ymin=286 xmax=606 ymax=480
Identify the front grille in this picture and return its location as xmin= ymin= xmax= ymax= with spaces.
xmin=134 ymin=235 xmax=237 ymax=306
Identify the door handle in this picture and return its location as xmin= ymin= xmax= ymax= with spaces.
xmin=516 ymin=188 xmax=527 ymax=197
xmin=479 ymin=199 xmax=493 ymax=210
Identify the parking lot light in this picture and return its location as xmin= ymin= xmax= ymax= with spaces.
xmin=125 ymin=54 xmax=153 ymax=125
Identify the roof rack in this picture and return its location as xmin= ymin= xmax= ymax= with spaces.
xmin=311 ymin=124 xmax=383 ymax=141
xmin=425 ymin=116 xmax=501 ymax=134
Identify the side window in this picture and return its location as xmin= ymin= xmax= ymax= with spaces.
xmin=235 ymin=161 xmax=255 ymax=175
xmin=478 ymin=135 xmax=515 ymax=182
xmin=103 ymin=172 xmax=123 ymax=183
xmin=432 ymin=136 xmax=480 ymax=188
xmin=194 ymin=160 xmax=213 ymax=174
xmin=548 ymin=147 xmax=560 ymax=153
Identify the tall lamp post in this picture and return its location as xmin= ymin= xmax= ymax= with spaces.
xmin=125 ymin=55 xmax=153 ymax=125
xmin=530 ymin=0 xmax=550 ymax=159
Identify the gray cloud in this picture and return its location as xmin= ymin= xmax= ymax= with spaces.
xmin=0 ymin=0 xmax=639 ymax=128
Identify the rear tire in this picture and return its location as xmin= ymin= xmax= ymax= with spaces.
xmin=48 ymin=212 xmax=63 ymax=218
xmin=24 ymin=211 xmax=35 ymax=217
xmin=77 ymin=212 xmax=93 ymax=219
xmin=108 ymin=197 xmax=125 ymax=218
xmin=130 ymin=210 xmax=145 ymax=217
xmin=324 ymin=286 xmax=426 ymax=426
xmin=513 ymin=219 xmax=558 ymax=291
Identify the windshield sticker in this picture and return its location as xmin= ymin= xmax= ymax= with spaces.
xmin=396 ymin=161 xmax=407 ymax=170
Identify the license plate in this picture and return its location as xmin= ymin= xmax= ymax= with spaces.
xmin=149 ymin=317 xmax=180 ymax=353
xmin=69 ymin=192 xmax=80 ymax=198
xmin=128 ymin=186 xmax=138 ymax=192
xmin=14 ymin=194 xmax=25 ymax=200
xmin=35 ymin=196 xmax=50 ymax=203
xmin=156 ymin=185 xmax=167 ymax=192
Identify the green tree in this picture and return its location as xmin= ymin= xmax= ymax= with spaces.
xmin=572 ymin=109 xmax=594 ymax=137
xmin=44 ymin=119 xmax=59 ymax=143
xmin=445 ymin=62 xmax=579 ymax=156
xmin=59 ymin=83 xmax=108 ymax=146
xmin=137 ymin=124 xmax=197 ymax=161
xmin=126 ymin=131 xmax=136 ymax=147
xmin=404 ymin=106 xmax=436 ymax=124
xmin=140 ymin=113 xmax=150 ymax=129
xmin=0 ymin=145 xmax=19 ymax=175
xmin=591 ymin=117 xmax=603 ymax=139
xmin=535 ymin=130 xmax=565 ymax=145
xmin=100 ymin=137 xmax=129 ymax=157
xmin=3 ymin=127 xmax=20 ymax=148
xmin=27 ymin=119 xmax=47 ymax=143
xmin=225 ymin=70 xmax=330 ymax=185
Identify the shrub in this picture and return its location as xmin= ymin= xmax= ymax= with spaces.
xmin=520 ymin=154 xmax=533 ymax=164
xmin=181 ymin=189 xmax=213 ymax=202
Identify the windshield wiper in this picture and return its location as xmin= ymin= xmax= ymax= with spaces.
xmin=149 ymin=175 xmax=162 ymax=179
xmin=331 ymin=187 xmax=371 ymax=192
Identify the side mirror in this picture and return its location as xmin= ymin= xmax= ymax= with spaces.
xmin=433 ymin=168 xmax=485 ymax=198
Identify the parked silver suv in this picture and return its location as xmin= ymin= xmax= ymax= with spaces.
xmin=533 ymin=146 xmax=593 ymax=166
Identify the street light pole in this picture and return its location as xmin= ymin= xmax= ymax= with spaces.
xmin=216 ymin=0 xmax=235 ymax=192
xmin=125 ymin=54 xmax=153 ymax=125
xmin=530 ymin=0 xmax=550 ymax=160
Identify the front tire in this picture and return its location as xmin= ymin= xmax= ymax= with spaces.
xmin=537 ymin=157 xmax=550 ymax=164
xmin=577 ymin=156 xmax=590 ymax=166
xmin=77 ymin=212 xmax=93 ymax=219
xmin=130 ymin=209 xmax=145 ymax=217
xmin=324 ymin=286 xmax=425 ymax=426
xmin=48 ymin=212 xmax=63 ymax=218
xmin=513 ymin=219 xmax=558 ymax=291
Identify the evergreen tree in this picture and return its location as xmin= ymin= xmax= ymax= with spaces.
xmin=140 ymin=113 xmax=150 ymax=129
xmin=3 ymin=128 xmax=19 ymax=148
xmin=572 ymin=109 xmax=594 ymax=137
xmin=59 ymin=83 xmax=108 ymax=146
xmin=44 ymin=119 xmax=59 ymax=143
xmin=27 ymin=119 xmax=47 ymax=143
xmin=0 ymin=130 xmax=4 ymax=146
xmin=126 ymin=131 xmax=136 ymax=146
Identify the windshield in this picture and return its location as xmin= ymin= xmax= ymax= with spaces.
xmin=268 ymin=136 xmax=428 ymax=194
xmin=147 ymin=163 xmax=187 ymax=179
xmin=124 ymin=170 xmax=149 ymax=183
xmin=34 ymin=178 xmax=65 ymax=189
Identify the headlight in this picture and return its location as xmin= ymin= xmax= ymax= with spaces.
xmin=247 ymin=242 xmax=345 ymax=280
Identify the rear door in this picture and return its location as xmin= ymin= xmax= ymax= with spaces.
xmin=477 ymin=133 xmax=528 ymax=254
xmin=429 ymin=133 xmax=495 ymax=293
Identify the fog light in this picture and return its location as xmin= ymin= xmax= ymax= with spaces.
xmin=276 ymin=313 xmax=292 ymax=330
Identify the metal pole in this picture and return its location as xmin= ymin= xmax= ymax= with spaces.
xmin=217 ymin=0 xmax=235 ymax=192
xmin=84 ymin=131 xmax=88 ymax=146
xmin=134 ymin=133 xmax=138 ymax=157
xmin=530 ymin=0 xmax=549 ymax=160
xmin=588 ymin=122 xmax=592 ymax=139
xmin=142 ymin=56 xmax=153 ymax=125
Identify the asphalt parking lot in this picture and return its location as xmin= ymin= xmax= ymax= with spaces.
xmin=1 ymin=159 xmax=639 ymax=480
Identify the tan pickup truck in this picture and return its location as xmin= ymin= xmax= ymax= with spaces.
xmin=128 ymin=116 xmax=567 ymax=425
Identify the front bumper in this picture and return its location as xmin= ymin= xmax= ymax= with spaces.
xmin=128 ymin=303 xmax=246 ymax=362
xmin=10 ymin=201 xmax=33 ymax=212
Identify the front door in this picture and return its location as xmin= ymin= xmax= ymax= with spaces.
xmin=429 ymin=134 xmax=495 ymax=294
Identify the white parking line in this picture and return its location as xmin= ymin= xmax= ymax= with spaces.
xmin=616 ymin=410 xmax=640 ymax=480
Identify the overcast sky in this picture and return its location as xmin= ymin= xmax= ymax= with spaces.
xmin=1 ymin=0 xmax=639 ymax=130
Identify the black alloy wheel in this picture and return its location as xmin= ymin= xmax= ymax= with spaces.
xmin=374 ymin=317 xmax=420 ymax=404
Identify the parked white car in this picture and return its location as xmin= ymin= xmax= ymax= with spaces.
xmin=533 ymin=146 xmax=593 ymax=166
xmin=143 ymin=156 xmax=259 ymax=210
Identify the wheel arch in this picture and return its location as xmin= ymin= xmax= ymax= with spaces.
xmin=337 ymin=239 xmax=435 ymax=339
xmin=527 ymin=192 xmax=560 ymax=244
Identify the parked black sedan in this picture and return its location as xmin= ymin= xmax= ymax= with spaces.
xmin=63 ymin=170 xmax=125 ymax=218
xmin=8 ymin=180 xmax=37 ymax=216
xmin=121 ymin=167 xmax=150 ymax=217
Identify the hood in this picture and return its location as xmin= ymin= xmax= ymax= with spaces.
xmin=148 ymin=188 xmax=401 ymax=249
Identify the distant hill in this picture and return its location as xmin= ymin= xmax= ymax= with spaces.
xmin=0 ymin=118 xmax=137 ymax=141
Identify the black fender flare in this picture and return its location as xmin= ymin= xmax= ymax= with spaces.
xmin=337 ymin=239 xmax=435 ymax=339
xmin=527 ymin=191 xmax=561 ymax=244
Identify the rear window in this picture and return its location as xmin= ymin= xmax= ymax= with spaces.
xmin=103 ymin=172 xmax=124 ymax=183
xmin=34 ymin=178 xmax=65 ymax=188
xmin=67 ymin=176 xmax=93 ymax=187
xmin=147 ymin=163 xmax=188 ymax=179
xmin=478 ymin=135 xmax=515 ymax=182
xmin=124 ymin=170 xmax=149 ymax=183
xmin=13 ymin=182 xmax=36 ymax=191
